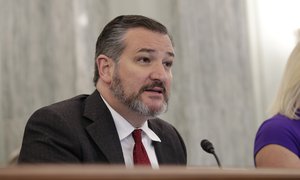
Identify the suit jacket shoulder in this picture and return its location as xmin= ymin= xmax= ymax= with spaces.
xmin=18 ymin=90 xmax=124 ymax=164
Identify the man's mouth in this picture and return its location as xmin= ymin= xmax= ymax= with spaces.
xmin=145 ymin=87 xmax=164 ymax=94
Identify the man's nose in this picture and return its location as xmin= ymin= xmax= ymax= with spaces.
xmin=149 ymin=63 xmax=168 ymax=81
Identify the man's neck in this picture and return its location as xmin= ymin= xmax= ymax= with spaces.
xmin=97 ymin=87 xmax=150 ymax=128
xmin=107 ymin=99 xmax=150 ymax=128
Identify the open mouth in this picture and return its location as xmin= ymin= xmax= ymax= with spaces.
xmin=145 ymin=87 xmax=164 ymax=94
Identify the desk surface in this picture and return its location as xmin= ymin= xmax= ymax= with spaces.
xmin=0 ymin=165 xmax=300 ymax=180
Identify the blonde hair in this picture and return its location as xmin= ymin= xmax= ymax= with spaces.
xmin=269 ymin=42 xmax=300 ymax=119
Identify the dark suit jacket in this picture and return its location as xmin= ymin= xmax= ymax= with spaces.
xmin=18 ymin=90 xmax=187 ymax=165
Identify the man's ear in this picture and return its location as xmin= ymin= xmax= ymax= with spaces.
xmin=96 ymin=54 xmax=114 ymax=83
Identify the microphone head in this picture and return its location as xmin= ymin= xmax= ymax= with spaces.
xmin=201 ymin=139 xmax=215 ymax=154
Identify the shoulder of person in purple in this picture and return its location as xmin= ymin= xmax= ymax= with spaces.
xmin=254 ymin=113 xmax=300 ymax=158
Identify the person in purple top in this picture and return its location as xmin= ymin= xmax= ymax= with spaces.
xmin=254 ymin=42 xmax=300 ymax=168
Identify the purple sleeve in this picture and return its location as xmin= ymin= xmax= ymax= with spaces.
xmin=254 ymin=117 xmax=299 ymax=158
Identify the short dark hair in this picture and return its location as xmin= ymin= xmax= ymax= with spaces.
xmin=93 ymin=15 xmax=172 ymax=86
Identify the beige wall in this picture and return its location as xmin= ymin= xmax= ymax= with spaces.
xmin=1 ymin=0 xmax=259 ymax=167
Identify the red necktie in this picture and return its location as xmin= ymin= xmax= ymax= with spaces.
xmin=132 ymin=129 xmax=151 ymax=165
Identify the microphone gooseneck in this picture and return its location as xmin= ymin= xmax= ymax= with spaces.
xmin=200 ymin=139 xmax=221 ymax=168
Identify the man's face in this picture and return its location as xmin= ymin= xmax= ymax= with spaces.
xmin=110 ymin=27 xmax=174 ymax=117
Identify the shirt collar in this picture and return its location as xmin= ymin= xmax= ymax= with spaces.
xmin=140 ymin=122 xmax=161 ymax=142
xmin=101 ymin=95 xmax=161 ymax=142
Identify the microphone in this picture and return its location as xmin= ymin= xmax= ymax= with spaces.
xmin=200 ymin=139 xmax=221 ymax=168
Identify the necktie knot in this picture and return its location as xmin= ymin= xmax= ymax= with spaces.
xmin=132 ymin=129 xmax=142 ymax=143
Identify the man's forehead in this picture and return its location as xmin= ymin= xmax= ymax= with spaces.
xmin=123 ymin=28 xmax=174 ymax=55
xmin=136 ymin=48 xmax=175 ymax=57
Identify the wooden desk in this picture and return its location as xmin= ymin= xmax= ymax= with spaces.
xmin=0 ymin=165 xmax=299 ymax=180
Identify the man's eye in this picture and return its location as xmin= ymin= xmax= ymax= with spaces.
xmin=164 ymin=61 xmax=173 ymax=68
xmin=138 ymin=57 xmax=151 ymax=63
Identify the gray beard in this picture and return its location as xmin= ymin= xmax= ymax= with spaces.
xmin=109 ymin=70 xmax=168 ymax=117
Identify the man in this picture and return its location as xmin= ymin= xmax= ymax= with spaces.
xmin=18 ymin=15 xmax=187 ymax=167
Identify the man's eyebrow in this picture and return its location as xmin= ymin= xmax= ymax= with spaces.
xmin=137 ymin=48 xmax=175 ymax=57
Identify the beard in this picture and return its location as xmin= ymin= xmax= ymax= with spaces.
xmin=109 ymin=68 xmax=168 ymax=117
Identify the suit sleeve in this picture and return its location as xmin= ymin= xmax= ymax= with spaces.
xmin=18 ymin=107 xmax=82 ymax=163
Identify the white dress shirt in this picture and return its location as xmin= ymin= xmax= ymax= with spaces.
xmin=101 ymin=96 xmax=161 ymax=168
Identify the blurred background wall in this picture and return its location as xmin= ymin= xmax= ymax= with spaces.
xmin=1 ymin=0 xmax=300 ymax=167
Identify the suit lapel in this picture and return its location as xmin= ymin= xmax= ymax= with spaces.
xmin=148 ymin=120 xmax=174 ymax=164
xmin=83 ymin=90 xmax=124 ymax=164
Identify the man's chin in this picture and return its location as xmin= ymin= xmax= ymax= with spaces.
xmin=133 ymin=98 xmax=167 ymax=116
xmin=142 ymin=97 xmax=165 ymax=106
xmin=147 ymin=104 xmax=167 ymax=115
xmin=144 ymin=102 xmax=164 ymax=110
